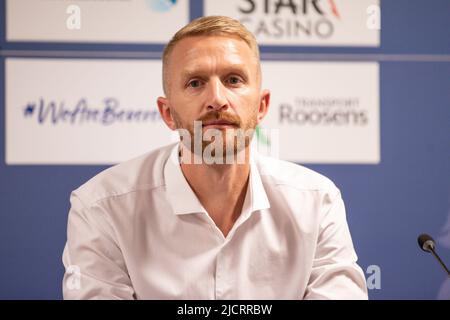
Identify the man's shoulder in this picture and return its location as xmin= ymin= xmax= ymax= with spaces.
xmin=71 ymin=143 xmax=175 ymax=208
xmin=255 ymin=153 xmax=339 ymax=194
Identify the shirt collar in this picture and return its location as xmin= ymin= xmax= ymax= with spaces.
xmin=247 ymin=152 xmax=271 ymax=215
xmin=164 ymin=143 xmax=206 ymax=215
xmin=163 ymin=143 xmax=270 ymax=216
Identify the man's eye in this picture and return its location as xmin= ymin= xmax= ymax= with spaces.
xmin=188 ymin=80 xmax=201 ymax=88
xmin=228 ymin=76 xmax=242 ymax=85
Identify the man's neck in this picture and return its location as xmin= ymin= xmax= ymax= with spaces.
xmin=179 ymin=146 xmax=251 ymax=237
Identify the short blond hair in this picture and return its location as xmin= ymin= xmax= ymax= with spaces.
xmin=162 ymin=15 xmax=261 ymax=95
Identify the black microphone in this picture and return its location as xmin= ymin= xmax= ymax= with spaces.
xmin=418 ymin=233 xmax=450 ymax=277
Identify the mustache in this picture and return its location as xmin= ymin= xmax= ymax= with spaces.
xmin=196 ymin=111 xmax=241 ymax=127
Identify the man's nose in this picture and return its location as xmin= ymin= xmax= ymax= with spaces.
xmin=205 ymin=78 xmax=228 ymax=111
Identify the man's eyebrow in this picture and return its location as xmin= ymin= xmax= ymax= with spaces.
xmin=180 ymin=69 xmax=207 ymax=81
xmin=180 ymin=64 xmax=250 ymax=80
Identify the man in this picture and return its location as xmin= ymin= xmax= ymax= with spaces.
xmin=62 ymin=16 xmax=368 ymax=299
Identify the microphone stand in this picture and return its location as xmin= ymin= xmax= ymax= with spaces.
xmin=429 ymin=247 xmax=450 ymax=277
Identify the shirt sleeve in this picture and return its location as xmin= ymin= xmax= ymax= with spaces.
xmin=62 ymin=192 xmax=135 ymax=300
xmin=303 ymin=190 xmax=368 ymax=300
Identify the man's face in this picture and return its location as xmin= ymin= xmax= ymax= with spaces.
xmin=158 ymin=35 xmax=270 ymax=161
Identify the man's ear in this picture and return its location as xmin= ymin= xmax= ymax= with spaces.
xmin=157 ymin=97 xmax=177 ymax=130
xmin=256 ymin=89 xmax=271 ymax=124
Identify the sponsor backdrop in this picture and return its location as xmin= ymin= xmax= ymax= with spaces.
xmin=0 ymin=0 xmax=449 ymax=299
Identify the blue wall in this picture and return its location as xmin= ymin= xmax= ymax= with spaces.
xmin=0 ymin=0 xmax=449 ymax=299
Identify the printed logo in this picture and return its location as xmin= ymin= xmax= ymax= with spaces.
xmin=238 ymin=0 xmax=341 ymax=40
xmin=279 ymin=97 xmax=369 ymax=127
xmin=147 ymin=0 xmax=178 ymax=12
xmin=22 ymin=97 xmax=161 ymax=125
xmin=205 ymin=0 xmax=380 ymax=46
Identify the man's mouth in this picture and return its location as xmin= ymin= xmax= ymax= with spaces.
xmin=202 ymin=120 xmax=237 ymax=128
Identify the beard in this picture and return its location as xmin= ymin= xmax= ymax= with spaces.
xmin=172 ymin=109 xmax=257 ymax=163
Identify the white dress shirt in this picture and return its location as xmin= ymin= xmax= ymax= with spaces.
xmin=62 ymin=142 xmax=368 ymax=299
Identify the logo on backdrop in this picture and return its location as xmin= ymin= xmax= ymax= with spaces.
xmin=147 ymin=0 xmax=178 ymax=12
xmin=238 ymin=0 xmax=341 ymax=40
xmin=22 ymin=97 xmax=161 ymax=125
xmin=279 ymin=96 xmax=368 ymax=126
xmin=204 ymin=0 xmax=380 ymax=46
